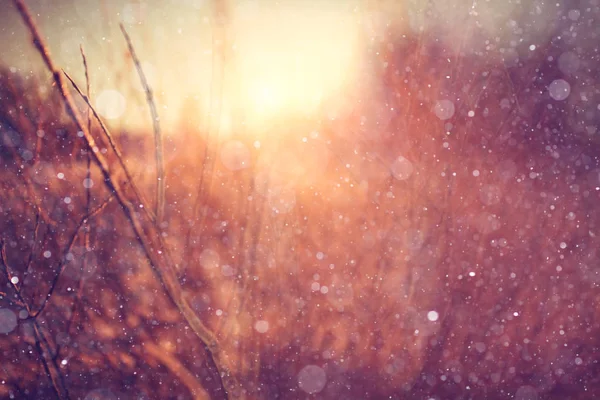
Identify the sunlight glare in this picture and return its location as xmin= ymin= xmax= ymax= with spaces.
xmin=228 ymin=3 xmax=361 ymax=127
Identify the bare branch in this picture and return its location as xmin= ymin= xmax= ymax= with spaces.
xmin=33 ymin=196 xmax=113 ymax=319
xmin=12 ymin=1 xmax=238 ymax=396
xmin=24 ymin=211 xmax=41 ymax=274
xmin=79 ymin=46 xmax=93 ymax=348
xmin=32 ymin=322 xmax=70 ymax=400
xmin=120 ymin=23 xmax=165 ymax=224
xmin=0 ymin=241 xmax=30 ymax=310
xmin=62 ymin=70 xmax=156 ymax=223
xmin=0 ymin=241 xmax=69 ymax=400
xmin=80 ymin=43 xmax=93 ymax=223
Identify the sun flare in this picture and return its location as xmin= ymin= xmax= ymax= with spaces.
xmin=217 ymin=3 xmax=362 ymax=130
xmin=3 ymin=0 xmax=600 ymax=398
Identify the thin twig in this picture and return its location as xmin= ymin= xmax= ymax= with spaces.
xmin=1 ymin=241 xmax=69 ymax=400
xmin=0 ymin=291 xmax=25 ymax=307
xmin=80 ymin=44 xmax=93 ymax=224
xmin=24 ymin=211 xmax=41 ymax=274
xmin=13 ymin=2 xmax=237 ymax=397
xmin=0 ymin=128 xmax=59 ymax=227
xmin=32 ymin=324 xmax=69 ymax=400
xmin=120 ymin=23 xmax=165 ymax=224
xmin=54 ymin=276 xmax=84 ymax=361
xmin=62 ymin=70 xmax=156 ymax=223
xmin=188 ymin=2 xmax=228 ymax=249
xmin=0 ymin=242 xmax=29 ymax=308
xmin=79 ymin=45 xmax=93 ymax=337
xmin=33 ymin=195 xmax=113 ymax=318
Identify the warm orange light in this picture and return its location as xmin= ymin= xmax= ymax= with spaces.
xmin=220 ymin=3 xmax=362 ymax=131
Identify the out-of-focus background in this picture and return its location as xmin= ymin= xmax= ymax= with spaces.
xmin=1 ymin=0 xmax=600 ymax=399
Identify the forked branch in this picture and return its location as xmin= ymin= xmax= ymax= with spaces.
xmin=33 ymin=196 xmax=113 ymax=318
xmin=12 ymin=0 xmax=237 ymax=397
xmin=0 ymin=242 xmax=70 ymax=400
xmin=62 ymin=70 xmax=156 ymax=223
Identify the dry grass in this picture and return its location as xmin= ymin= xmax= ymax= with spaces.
xmin=1 ymin=0 xmax=600 ymax=399
xmin=119 ymin=23 xmax=166 ymax=225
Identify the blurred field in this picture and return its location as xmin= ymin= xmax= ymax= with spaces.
xmin=2 ymin=1 xmax=600 ymax=399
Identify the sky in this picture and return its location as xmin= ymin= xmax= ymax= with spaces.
xmin=0 ymin=0 xmax=366 ymax=134
xmin=0 ymin=0 xmax=573 ymax=134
